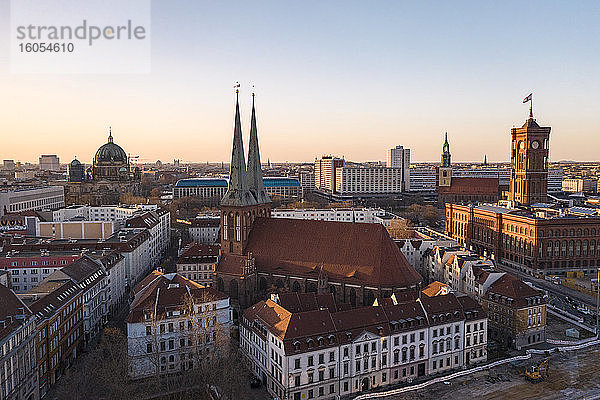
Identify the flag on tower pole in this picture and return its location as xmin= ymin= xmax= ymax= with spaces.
xmin=523 ymin=93 xmax=532 ymax=103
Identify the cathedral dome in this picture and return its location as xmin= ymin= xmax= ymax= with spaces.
xmin=94 ymin=129 xmax=127 ymax=165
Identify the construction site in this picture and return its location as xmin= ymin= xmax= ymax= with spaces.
xmin=384 ymin=346 xmax=600 ymax=400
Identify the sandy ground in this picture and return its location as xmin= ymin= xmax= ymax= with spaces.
xmin=385 ymin=347 xmax=600 ymax=400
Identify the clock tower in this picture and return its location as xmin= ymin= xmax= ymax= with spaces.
xmin=508 ymin=107 xmax=550 ymax=206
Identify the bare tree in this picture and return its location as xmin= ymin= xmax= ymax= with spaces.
xmin=387 ymin=217 xmax=414 ymax=239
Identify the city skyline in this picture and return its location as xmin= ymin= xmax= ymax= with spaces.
xmin=1 ymin=1 xmax=599 ymax=164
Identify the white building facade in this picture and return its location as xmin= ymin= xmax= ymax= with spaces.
xmin=241 ymin=292 xmax=485 ymax=400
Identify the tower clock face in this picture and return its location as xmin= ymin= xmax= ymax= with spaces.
xmin=531 ymin=140 xmax=539 ymax=149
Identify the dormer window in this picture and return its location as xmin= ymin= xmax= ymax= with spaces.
xmin=293 ymin=341 xmax=300 ymax=351
xmin=317 ymin=337 xmax=324 ymax=346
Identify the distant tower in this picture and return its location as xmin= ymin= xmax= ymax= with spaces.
xmin=508 ymin=103 xmax=550 ymax=206
xmin=68 ymin=157 xmax=85 ymax=182
xmin=438 ymin=132 xmax=452 ymax=187
xmin=220 ymin=88 xmax=271 ymax=256
xmin=484 ymin=155 xmax=488 ymax=166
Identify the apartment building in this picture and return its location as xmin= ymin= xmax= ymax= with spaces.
xmin=314 ymin=156 xmax=344 ymax=193
xmin=126 ymin=271 xmax=232 ymax=379
xmin=24 ymin=281 xmax=83 ymax=397
xmin=40 ymin=256 xmax=109 ymax=345
xmin=0 ymin=252 xmax=81 ymax=294
xmin=481 ymin=274 xmax=546 ymax=350
xmin=427 ymin=246 xmax=545 ymax=349
xmin=0 ymin=284 xmax=39 ymax=400
xmin=176 ymin=243 xmax=219 ymax=287
xmin=187 ymin=217 xmax=220 ymax=244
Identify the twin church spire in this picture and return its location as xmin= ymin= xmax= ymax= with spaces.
xmin=221 ymin=88 xmax=271 ymax=207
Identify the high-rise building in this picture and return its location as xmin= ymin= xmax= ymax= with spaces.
xmin=387 ymin=145 xmax=411 ymax=191
xmin=314 ymin=156 xmax=344 ymax=193
xmin=507 ymin=108 xmax=550 ymax=206
xmin=39 ymin=155 xmax=60 ymax=171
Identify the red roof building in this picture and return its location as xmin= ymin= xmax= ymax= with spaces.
xmin=216 ymin=217 xmax=422 ymax=309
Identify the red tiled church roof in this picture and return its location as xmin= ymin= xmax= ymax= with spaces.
xmin=242 ymin=218 xmax=422 ymax=289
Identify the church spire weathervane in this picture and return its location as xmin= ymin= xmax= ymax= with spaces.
xmin=108 ymin=126 xmax=113 ymax=143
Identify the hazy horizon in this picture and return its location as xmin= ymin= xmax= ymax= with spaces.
xmin=1 ymin=1 xmax=599 ymax=165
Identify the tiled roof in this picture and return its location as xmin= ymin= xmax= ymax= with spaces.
xmin=456 ymin=295 xmax=485 ymax=320
xmin=29 ymin=280 xmax=81 ymax=321
xmin=419 ymin=294 xmax=465 ymax=326
xmin=244 ymin=293 xmax=473 ymax=356
xmin=274 ymin=292 xmax=339 ymax=313
xmin=438 ymin=177 xmax=499 ymax=195
xmin=486 ymin=274 xmax=543 ymax=308
xmin=58 ymin=256 xmax=107 ymax=290
xmin=125 ymin=211 xmax=159 ymax=229
xmin=239 ymin=218 xmax=421 ymax=289
xmin=177 ymin=243 xmax=220 ymax=264
xmin=127 ymin=271 xmax=228 ymax=324
xmin=0 ymin=284 xmax=32 ymax=342
xmin=421 ymin=281 xmax=449 ymax=297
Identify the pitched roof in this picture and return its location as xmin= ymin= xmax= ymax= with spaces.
xmin=486 ymin=274 xmax=543 ymax=308
xmin=128 ymin=271 xmax=228 ymax=324
xmin=419 ymin=294 xmax=465 ymax=326
xmin=274 ymin=292 xmax=339 ymax=313
xmin=421 ymin=281 xmax=450 ymax=297
xmin=243 ymin=293 xmax=473 ymax=356
xmin=0 ymin=284 xmax=32 ymax=342
xmin=177 ymin=243 xmax=220 ymax=264
xmin=240 ymin=218 xmax=421 ymax=289
xmin=125 ymin=211 xmax=159 ymax=229
xmin=456 ymin=295 xmax=485 ymax=321
xmin=28 ymin=280 xmax=81 ymax=321
xmin=438 ymin=177 xmax=499 ymax=195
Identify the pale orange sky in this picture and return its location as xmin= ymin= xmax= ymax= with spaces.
xmin=1 ymin=1 xmax=599 ymax=165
